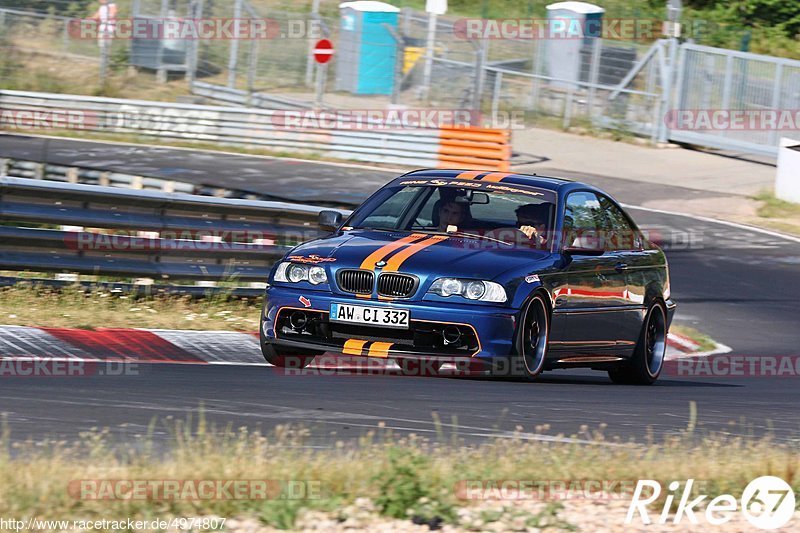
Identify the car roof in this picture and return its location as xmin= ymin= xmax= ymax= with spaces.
xmin=394 ymin=169 xmax=601 ymax=195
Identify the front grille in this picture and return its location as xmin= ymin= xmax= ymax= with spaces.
xmin=378 ymin=273 xmax=418 ymax=298
xmin=337 ymin=269 xmax=374 ymax=294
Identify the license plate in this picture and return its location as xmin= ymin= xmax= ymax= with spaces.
xmin=330 ymin=303 xmax=410 ymax=329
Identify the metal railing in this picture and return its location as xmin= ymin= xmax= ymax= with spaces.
xmin=0 ymin=90 xmax=512 ymax=170
xmin=0 ymin=175 xmax=349 ymax=285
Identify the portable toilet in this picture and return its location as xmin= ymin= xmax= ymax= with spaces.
xmin=335 ymin=1 xmax=400 ymax=95
xmin=545 ymin=1 xmax=605 ymax=89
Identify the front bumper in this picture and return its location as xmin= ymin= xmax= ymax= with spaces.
xmin=666 ymin=298 xmax=677 ymax=329
xmin=261 ymin=285 xmax=518 ymax=362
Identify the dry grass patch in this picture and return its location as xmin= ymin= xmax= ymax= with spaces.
xmin=0 ymin=285 xmax=261 ymax=332
xmin=0 ymin=417 xmax=798 ymax=530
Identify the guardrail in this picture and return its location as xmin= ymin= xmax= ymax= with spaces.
xmin=1 ymin=158 xmax=196 ymax=194
xmin=0 ymin=90 xmax=512 ymax=171
xmin=0 ymin=176 xmax=349 ymax=285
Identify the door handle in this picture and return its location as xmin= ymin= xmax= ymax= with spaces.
xmin=615 ymin=263 xmax=628 ymax=272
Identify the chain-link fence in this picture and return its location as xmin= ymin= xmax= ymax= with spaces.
xmin=1 ymin=1 xmax=798 ymax=157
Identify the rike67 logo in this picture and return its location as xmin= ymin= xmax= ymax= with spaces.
xmin=626 ymin=476 xmax=796 ymax=530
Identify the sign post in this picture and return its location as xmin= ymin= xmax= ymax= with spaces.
xmin=313 ymin=39 xmax=334 ymax=109
xmin=421 ymin=0 xmax=447 ymax=100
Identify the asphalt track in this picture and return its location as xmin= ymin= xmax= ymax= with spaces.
xmin=1 ymin=135 xmax=799 ymax=446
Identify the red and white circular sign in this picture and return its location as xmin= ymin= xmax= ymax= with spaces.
xmin=313 ymin=39 xmax=334 ymax=64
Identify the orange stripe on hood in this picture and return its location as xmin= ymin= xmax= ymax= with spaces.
xmin=359 ymin=233 xmax=427 ymax=270
xmin=480 ymin=172 xmax=512 ymax=182
xmin=383 ymin=235 xmax=449 ymax=272
xmin=454 ymin=170 xmax=485 ymax=180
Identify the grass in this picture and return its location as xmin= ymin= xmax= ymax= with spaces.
xmin=0 ymin=285 xmax=262 ymax=332
xmin=750 ymin=190 xmax=800 ymax=236
xmin=671 ymin=325 xmax=719 ymax=353
xmin=0 ymin=415 xmax=798 ymax=530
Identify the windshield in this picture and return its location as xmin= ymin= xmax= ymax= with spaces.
xmin=346 ymin=183 xmax=557 ymax=248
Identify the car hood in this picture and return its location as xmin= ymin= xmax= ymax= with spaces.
xmin=288 ymin=229 xmax=551 ymax=280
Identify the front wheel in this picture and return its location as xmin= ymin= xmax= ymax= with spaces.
xmin=608 ymin=300 xmax=667 ymax=385
xmin=261 ymin=343 xmax=320 ymax=368
xmin=510 ymin=293 xmax=550 ymax=381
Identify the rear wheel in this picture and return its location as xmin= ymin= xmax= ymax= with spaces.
xmin=395 ymin=358 xmax=444 ymax=377
xmin=608 ymin=300 xmax=666 ymax=385
xmin=510 ymin=294 xmax=550 ymax=381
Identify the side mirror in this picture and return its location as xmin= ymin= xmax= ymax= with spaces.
xmin=318 ymin=210 xmax=342 ymax=232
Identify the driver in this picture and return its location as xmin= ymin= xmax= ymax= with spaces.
xmin=437 ymin=200 xmax=465 ymax=232
xmin=516 ymin=203 xmax=551 ymax=247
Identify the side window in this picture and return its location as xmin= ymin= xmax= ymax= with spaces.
xmin=599 ymin=196 xmax=641 ymax=251
xmin=564 ymin=191 xmax=605 ymax=250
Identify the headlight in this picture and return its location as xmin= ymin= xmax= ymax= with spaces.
xmin=308 ymin=266 xmax=327 ymax=285
xmin=440 ymin=278 xmax=463 ymax=297
xmin=288 ymin=264 xmax=306 ymax=283
xmin=429 ymin=278 xmax=507 ymax=303
xmin=273 ymin=262 xmax=328 ymax=285
xmin=465 ymin=280 xmax=486 ymax=300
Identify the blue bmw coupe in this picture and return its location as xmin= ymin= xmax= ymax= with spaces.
xmin=260 ymin=169 xmax=676 ymax=384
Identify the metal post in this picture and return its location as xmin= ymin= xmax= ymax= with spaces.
xmin=62 ymin=18 xmax=70 ymax=52
xmin=769 ymin=64 xmax=784 ymax=146
xmin=305 ymin=0 xmax=321 ymax=88
xmin=99 ymin=37 xmax=110 ymax=89
xmin=420 ymin=11 xmax=437 ymax=99
xmin=658 ymin=38 xmax=678 ymax=143
xmin=314 ymin=63 xmax=327 ymax=109
xmin=563 ymin=87 xmax=574 ymax=129
xmin=491 ymin=71 xmax=503 ymax=122
xmin=247 ymin=38 xmax=259 ymax=104
xmin=529 ymin=41 xmax=543 ymax=112
xmin=157 ymin=0 xmax=169 ymax=83
xmin=719 ymin=54 xmax=733 ymax=138
xmin=471 ymin=39 xmax=487 ymax=112
xmin=587 ymin=38 xmax=602 ymax=121
xmin=227 ymin=0 xmax=243 ymax=88
xmin=383 ymin=23 xmax=404 ymax=106
xmin=185 ymin=2 xmax=195 ymax=84
xmin=189 ymin=0 xmax=204 ymax=85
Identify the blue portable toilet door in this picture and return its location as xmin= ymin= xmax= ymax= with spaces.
xmin=355 ymin=11 xmax=399 ymax=95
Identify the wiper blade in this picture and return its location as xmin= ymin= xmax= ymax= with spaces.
xmin=447 ymin=231 xmax=513 ymax=246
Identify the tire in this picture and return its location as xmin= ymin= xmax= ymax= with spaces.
xmin=509 ymin=293 xmax=550 ymax=381
xmin=395 ymin=358 xmax=444 ymax=377
xmin=608 ymin=300 xmax=667 ymax=385
xmin=260 ymin=342 xmax=319 ymax=369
